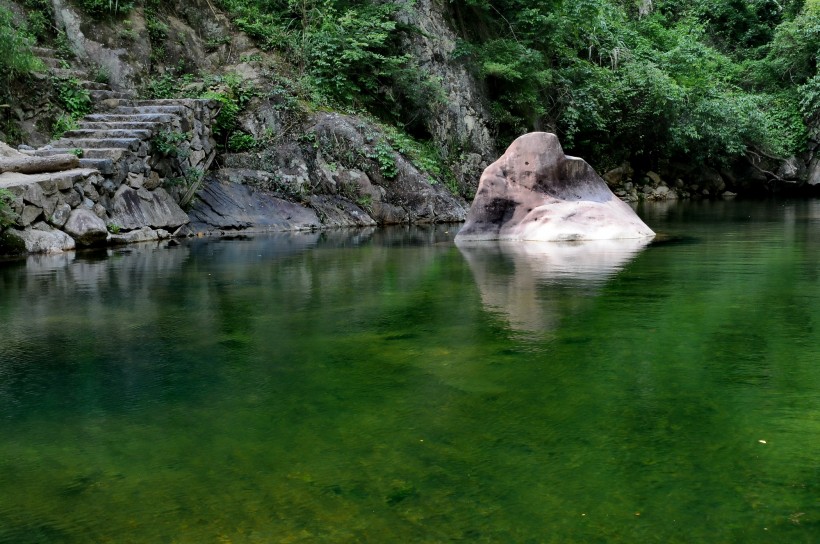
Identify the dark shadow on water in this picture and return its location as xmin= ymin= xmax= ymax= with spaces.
xmin=647 ymin=234 xmax=701 ymax=247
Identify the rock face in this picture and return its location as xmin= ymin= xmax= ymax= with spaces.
xmin=109 ymin=186 xmax=190 ymax=231
xmin=455 ymin=133 xmax=655 ymax=242
xmin=204 ymin=112 xmax=468 ymax=232
xmin=186 ymin=175 xmax=322 ymax=234
xmin=397 ymin=0 xmax=495 ymax=162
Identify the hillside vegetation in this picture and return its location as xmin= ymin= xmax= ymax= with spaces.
xmin=1 ymin=0 xmax=818 ymax=191
xmin=459 ymin=0 xmax=819 ymax=171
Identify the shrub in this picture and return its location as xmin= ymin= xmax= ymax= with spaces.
xmin=228 ymin=132 xmax=257 ymax=152
xmin=367 ymin=140 xmax=398 ymax=179
xmin=152 ymin=130 xmax=190 ymax=158
xmin=74 ymin=0 xmax=135 ymax=17
xmin=0 ymin=7 xmax=43 ymax=80
xmin=55 ymin=78 xmax=92 ymax=118
xmin=52 ymin=114 xmax=79 ymax=139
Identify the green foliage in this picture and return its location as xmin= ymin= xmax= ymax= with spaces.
xmin=52 ymin=114 xmax=79 ymax=139
xmin=152 ymin=130 xmax=190 ymax=158
xmin=93 ymin=65 xmax=111 ymax=84
xmin=216 ymin=0 xmax=434 ymax=130
xmin=756 ymin=4 xmax=820 ymax=85
xmin=228 ymin=132 xmax=257 ymax=152
xmin=106 ymin=223 xmax=121 ymax=234
xmin=383 ymin=126 xmax=458 ymax=191
xmin=23 ymin=0 xmax=53 ymax=41
xmin=367 ymin=140 xmax=398 ymax=179
xmin=457 ymin=0 xmax=814 ymax=173
xmin=201 ymin=73 xmax=257 ymax=151
xmin=0 ymin=6 xmax=43 ymax=81
xmin=55 ymin=78 xmax=92 ymax=118
xmin=304 ymin=3 xmax=407 ymax=104
xmin=799 ymin=74 xmax=820 ymax=121
xmin=356 ymin=193 xmax=373 ymax=211
xmin=144 ymin=7 xmax=168 ymax=65
xmin=26 ymin=11 xmax=50 ymax=42
xmin=142 ymin=71 xmax=198 ymax=99
xmin=0 ymin=189 xmax=18 ymax=229
xmin=74 ymin=0 xmax=135 ymax=17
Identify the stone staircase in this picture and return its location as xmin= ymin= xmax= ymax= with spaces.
xmin=25 ymin=102 xmax=213 ymax=185
xmin=31 ymin=46 xmax=134 ymax=102
xmin=1 ymin=47 xmax=220 ymax=253
xmin=22 ymin=46 xmax=217 ymax=185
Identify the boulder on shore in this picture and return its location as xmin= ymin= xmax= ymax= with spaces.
xmin=63 ymin=208 xmax=108 ymax=246
xmin=455 ymin=132 xmax=654 ymax=241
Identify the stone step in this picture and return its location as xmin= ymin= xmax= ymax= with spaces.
xmin=79 ymin=121 xmax=162 ymax=131
xmin=0 ymin=168 xmax=98 ymax=191
xmin=31 ymin=46 xmax=59 ymax=57
xmin=52 ymin=138 xmax=141 ymax=150
xmin=77 ymin=80 xmax=112 ymax=91
xmin=84 ymin=113 xmax=179 ymax=123
xmin=114 ymin=105 xmax=187 ymax=115
xmin=30 ymin=148 xmax=127 ymax=160
xmin=89 ymin=89 xmax=135 ymax=101
xmin=133 ymin=98 xmax=214 ymax=106
xmin=51 ymin=67 xmax=87 ymax=79
xmin=38 ymin=57 xmax=66 ymax=69
xmin=62 ymin=128 xmax=153 ymax=140
xmin=79 ymin=158 xmax=116 ymax=175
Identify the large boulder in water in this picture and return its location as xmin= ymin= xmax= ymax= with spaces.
xmin=455 ymin=133 xmax=654 ymax=241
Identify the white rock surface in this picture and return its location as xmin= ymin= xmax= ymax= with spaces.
xmin=456 ymin=133 xmax=655 ymax=242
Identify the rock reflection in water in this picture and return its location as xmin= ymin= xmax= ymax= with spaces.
xmin=457 ymin=238 xmax=652 ymax=335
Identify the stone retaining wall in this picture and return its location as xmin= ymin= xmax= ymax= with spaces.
xmin=0 ymin=99 xmax=219 ymax=254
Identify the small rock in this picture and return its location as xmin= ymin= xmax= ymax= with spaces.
xmin=20 ymin=205 xmax=43 ymax=226
xmin=777 ymin=157 xmax=799 ymax=181
xmin=42 ymin=194 xmax=58 ymax=217
xmin=50 ymin=203 xmax=71 ymax=227
xmin=92 ymin=203 xmax=107 ymax=219
xmin=646 ymin=171 xmax=662 ymax=186
xmin=62 ymin=188 xmax=82 ymax=208
xmin=143 ymin=171 xmax=162 ymax=190
xmin=127 ymin=173 xmax=145 ymax=189
xmin=63 ymin=208 xmax=108 ymax=246
xmin=24 ymin=183 xmax=45 ymax=208
xmin=108 ymin=226 xmax=159 ymax=245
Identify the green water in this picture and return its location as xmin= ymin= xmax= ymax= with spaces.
xmin=2 ymin=200 xmax=820 ymax=543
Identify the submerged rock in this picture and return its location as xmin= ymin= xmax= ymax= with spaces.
xmin=455 ymin=133 xmax=655 ymax=241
